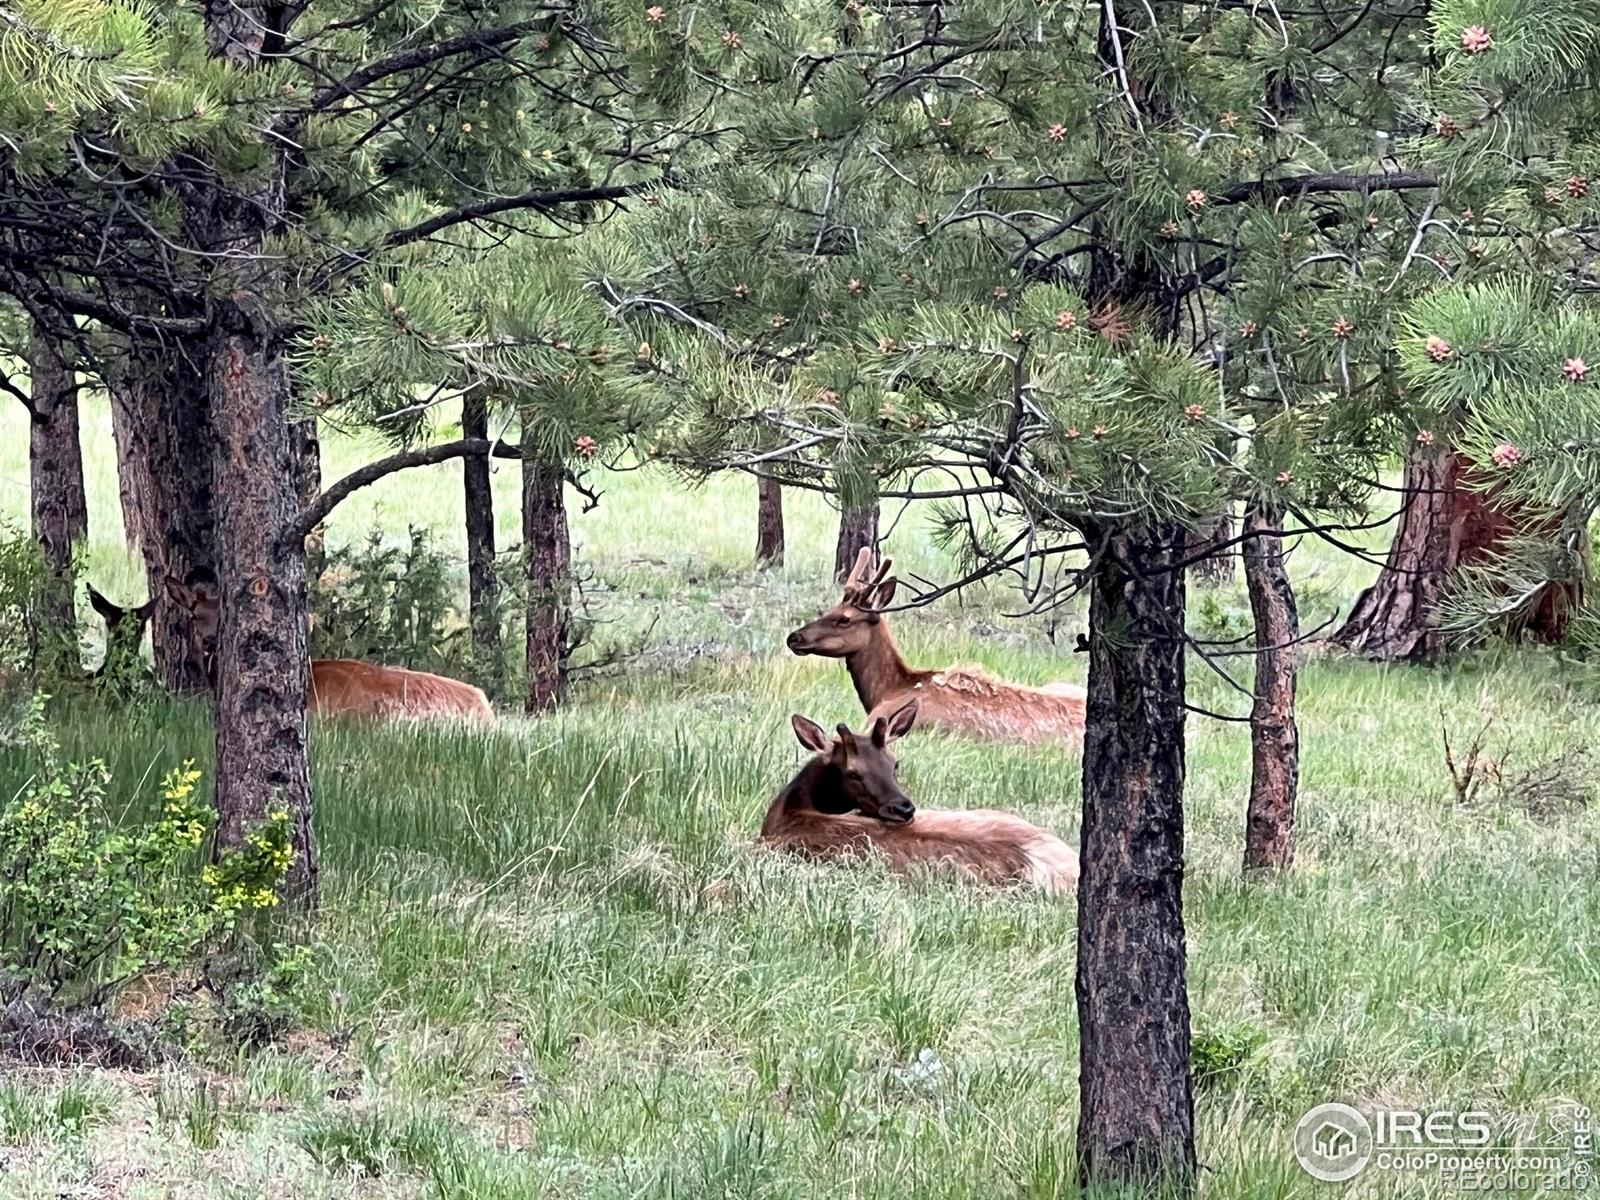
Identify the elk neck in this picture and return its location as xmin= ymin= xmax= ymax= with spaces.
xmin=844 ymin=618 xmax=926 ymax=711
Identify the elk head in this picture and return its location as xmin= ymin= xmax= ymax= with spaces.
xmin=790 ymin=698 xmax=920 ymax=824
xmin=786 ymin=546 xmax=899 ymax=658
xmin=86 ymin=585 xmax=156 ymax=682
xmin=163 ymin=568 xmax=221 ymax=683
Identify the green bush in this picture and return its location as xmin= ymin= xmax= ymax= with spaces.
xmin=0 ymin=696 xmax=293 ymax=1011
xmin=311 ymin=526 xmax=462 ymax=668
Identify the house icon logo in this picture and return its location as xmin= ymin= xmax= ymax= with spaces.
xmin=1293 ymin=1103 xmax=1373 ymax=1182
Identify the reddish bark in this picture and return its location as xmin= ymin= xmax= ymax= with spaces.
xmin=1334 ymin=449 xmax=1576 ymax=661
xmin=1242 ymin=502 xmax=1298 ymax=871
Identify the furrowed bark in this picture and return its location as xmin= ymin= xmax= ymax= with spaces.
xmin=109 ymin=351 xmax=216 ymax=694
xmin=202 ymin=0 xmax=315 ymax=910
xmin=25 ymin=322 xmax=87 ymax=642
xmin=1076 ymin=523 xmax=1196 ymax=1192
xmin=1332 ymin=446 xmax=1574 ymax=661
xmin=756 ymin=475 xmax=785 ymax=567
xmin=463 ymin=392 xmax=503 ymax=666
xmin=1242 ymin=502 xmax=1298 ymax=870
xmin=206 ymin=296 xmax=316 ymax=910
xmin=522 ymin=423 xmax=569 ymax=713
xmin=833 ymin=499 xmax=879 ymax=582
xmin=292 ymin=417 xmax=324 ymax=579
xmin=108 ymin=369 xmax=156 ymax=554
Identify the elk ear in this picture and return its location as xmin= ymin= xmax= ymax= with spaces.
xmin=164 ymin=576 xmax=196 ymax=612
xmin=868 ymin=577 xmax=897 ymax=610
xmin=133 ymin=596 xmax=158 ymax=623
xmin=87 ymin=585 xmax=120 ymax=623
xmin=792 ymin=714 xmax=831 ymax=754
xmin=875 ymin=698 xmax=919 ymax=745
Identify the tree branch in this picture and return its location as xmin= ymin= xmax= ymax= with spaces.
xmin=306 ymin=20 xmax=544 ymax=113
xmin=381 ymin=180 xmax=660 ymax=248
xmin=1215 ymin=170 xmax=1439 ymax=206
xmin=284 ymin=436 xmax=520 ymax=545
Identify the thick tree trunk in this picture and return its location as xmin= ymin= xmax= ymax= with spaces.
xmin=756 ymin=475 xmax=785 ymax=568
xmin=108 ymin=353 xmax=215 ymax=694
xmin=206 ymin=297 xmax=315 ymax=910
xmin=1242 ymin=503 xmax=1298 ymax=871
xmin=26 ymin=323 xmax=87 ymax=640
xmin=463 ymin=393 xmax=503 ymax=665
xmin=108 ymin=370 xmax=157 ymax=553
xmin=199 ymin=0 xmax=314 ymax=909
xmin=1333 ymin=447 xmax=1575 ymax=661
xmin=1077 ymin=523 xmax=1196 ymax=1194
xmin=523 ymin=426 xmax=569 ymax=713
xmin=1187 ymin=509 xmax=1236 ymax=585
xmin=833 ymin=499 xmax=879 ymax=581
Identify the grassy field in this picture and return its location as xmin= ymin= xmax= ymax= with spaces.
xmin=2 ymin=399 xmax=1599 ymax=1198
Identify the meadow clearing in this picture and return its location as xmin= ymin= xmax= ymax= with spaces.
xmin=2 ymin=398 xmax=1598 ymax=1199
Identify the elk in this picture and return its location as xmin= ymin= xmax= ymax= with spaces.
xmin=760 ymin=699 xmax=1080 ymax=893
xmin=162 ymin=570 xmax=494 ymax=724
xmin=786 ymin=548 xmax=1087 ymax=743
xmin=86 ymin=585 xmax=157 ymax=689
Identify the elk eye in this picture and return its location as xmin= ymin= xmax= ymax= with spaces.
xmin=834 ymin=615 xmax=850 ymax=627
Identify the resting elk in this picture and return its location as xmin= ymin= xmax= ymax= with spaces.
xmin=759 ymin=699 xmax=1080 ymax=893
xmin=158 ymin=569 xmax=494 ymax=724
xmin=786 ymin=548 xmax=1086 ymax=743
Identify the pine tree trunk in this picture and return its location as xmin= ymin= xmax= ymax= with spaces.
xmin=756 ymin=475 xmax=785 ymax=568
xmin=833 ymin=499 xmax=879 ymax=581
xmin=1331 ymin=446 xmax=1574 ymax=661
xmin=1077 ymin=523 xmax=1196 ymax=1193
xmin=292 ymin=418 xmax=324 ymax=581
xmin=108 ymin=369 xmax=157 ymax=553
xmin=463 ymin=393 xmax=503 ymax=666
xmin=109 ymin=353 xmax=216 ymax=694
xmin=206 ymin=298 xmax=316 ymax=910
xmin=26 ymin=323 xmax=87 ymax=642
xmin=200 ymin=0 xmax=314 ymax=910
xmin=523 ymin=428 xmax=569 ymax=713
xmin=1242 ymin=503 xmax=1298 ymax=871
xmin=1188 ymin=509 xmax=1236 ymax=585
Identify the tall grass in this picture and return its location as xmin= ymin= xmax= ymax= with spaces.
xmin=2 ymin=397 xmax=1598 ymax=1197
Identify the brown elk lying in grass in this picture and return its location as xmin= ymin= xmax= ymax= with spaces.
xmin=152 ymin=570 xmax=494 ymax=724
xmin=786 ymin=548 xmax=1086 ymax=743
xmin=760 ymin=699 xmax=1080 ymax=893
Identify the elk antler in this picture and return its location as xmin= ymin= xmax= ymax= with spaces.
xmin=844 ymin=546 xmax=874 ymax=589
xmin=856 ymin=557 xmax=895 ymax=611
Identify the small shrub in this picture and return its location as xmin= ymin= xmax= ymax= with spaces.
xmin=311 ymin=527 xmax=462 ymax=668
xmin=1190 ymin=1017 xmax=1268 ymax=1090
xmin=0 ymin=696 xmax=293 ymax=1015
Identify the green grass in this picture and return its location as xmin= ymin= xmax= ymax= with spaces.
xmin=3 ymin=397 xmax=1600 ymax=1197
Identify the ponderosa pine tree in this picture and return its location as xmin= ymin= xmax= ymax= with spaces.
xmin=1 ymin=0 xmax=705 ymax=905
xmin=571 ymin=1 xmax=1593 ymax=1190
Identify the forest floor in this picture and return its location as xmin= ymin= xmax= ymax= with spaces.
xmin=2 ymin=400 xmax=1599 ymax=1198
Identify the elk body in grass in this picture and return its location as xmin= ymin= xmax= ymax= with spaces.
xmin=154 ymin=571 xmax=494 ymax=724
xmin=786 ymin=549 xmax=1087 ymax=743
xmin=759 ymin=699 xmax=1080 ymax=893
